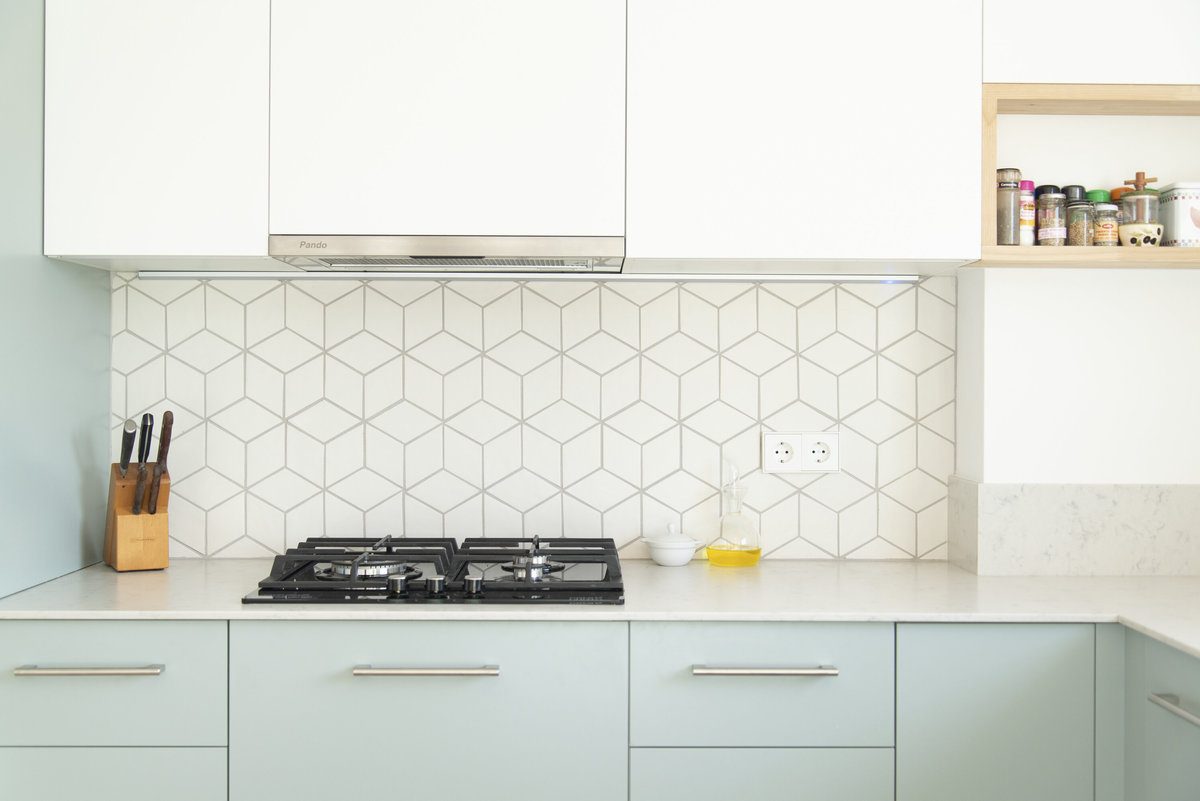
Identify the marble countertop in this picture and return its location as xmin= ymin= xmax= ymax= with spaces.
xmin=2 ymin=559 xmax=1199 ymax=657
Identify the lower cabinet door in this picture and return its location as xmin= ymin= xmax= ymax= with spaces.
xmin=229 ymin=621 xmax=627 ymax=801
xmin=630 ymin=748 xmax=894 ymax=801
xmin=1142 ymin=636 xmax=1200 ymax=801
xmin=0 ymin=747 xmax=226 ymax=801
xmin=897 ymin=623 xmax=1095 ymax=801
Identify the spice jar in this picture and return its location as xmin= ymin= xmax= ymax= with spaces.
xmin=996 ymin=168 xmax=1021 ymax=246
xmin=1067 ymin=201 xmax=1094 ymax=246
xmin=1063 ymin=185 xmax=1088 ymax=205
xmin=1093 ymin=203 xmax=1119 ymax=246
xmin=1110 ymin=187 xmax=1134 ymax=224
xmin=1036 ymin=193 xmax=1067 ymax=245
xmin=1019 ymin=180 xmax=1036 ymax=246
xmin=1120 ymin=172 xmax=1161 ymax=225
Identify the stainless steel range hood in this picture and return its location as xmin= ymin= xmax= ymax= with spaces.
xmin=269 ymin=235 xmax=624 ymax=273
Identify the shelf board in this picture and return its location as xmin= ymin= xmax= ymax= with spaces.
xmin=973 ymin=246 xmax=1200 ymax=269
xmin=986 ymin=83 xmax=1200 ymax=117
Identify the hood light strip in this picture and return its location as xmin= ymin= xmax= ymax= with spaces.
xmin=136 ymin=271 xmax=921 ymax=284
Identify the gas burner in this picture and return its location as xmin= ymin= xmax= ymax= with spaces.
xmin=317 ymin=559 xmax=422 ymax=581
xmin=499 ymin=554 xmax=566 ymax=582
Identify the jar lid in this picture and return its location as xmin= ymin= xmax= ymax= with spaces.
xmin=1110 ymin=187 xmax=1134 ymax=201
xmin=1095 ymin=203 xmax=1118 ymax=211
xmin=1062 ymin=185 xmax=1088 ymax=201
xmin=1086 ymin=189 xmax=1111 ymax=203
xmin=1039 ymin=193 xmax=1066 ymax=200
xmin=1035 ymin=184 xmax=1061 ymax=197
xmin=1019 ymin=180 xmax=1035 ymax=191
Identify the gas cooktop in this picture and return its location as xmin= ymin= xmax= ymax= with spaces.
xmin=242 ymin=535 xmax=624 ymax=605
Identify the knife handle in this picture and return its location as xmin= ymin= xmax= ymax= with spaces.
xmin=147 ymin=464 xmax=164 ymax=515
xmin=154 ymin=411 xmax=174 ymax=468
xmin=131 ymin=464 xmax=148 ymax=515
xmin=118 ymin=420 xmax=137 ymax=478
xmin=137 ymin=413 xmax=154 ymax=464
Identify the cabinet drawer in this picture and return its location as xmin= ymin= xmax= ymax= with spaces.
xmin=0 ymin=747 xmax=226 ymax=801
xmin=231 ymin=621 xmax=626 ymax=801
xmin=631 ymin=748 xmax=893 ymax=801
xmin=1143 ymin=638 xmax=1200 ymax=801
xmin=630 ymin=622 xmax=893 ymax=747
xmin=0 ymin=620 xmax=226 ymax=745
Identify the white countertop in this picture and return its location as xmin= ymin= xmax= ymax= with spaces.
xmin=2 ymin=559 xmax=1199 ymax=658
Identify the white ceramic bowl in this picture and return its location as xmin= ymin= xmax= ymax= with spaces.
xmin=644 ymin=537 xmax=702 ymax=567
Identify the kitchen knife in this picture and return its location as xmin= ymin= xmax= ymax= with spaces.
xmin=118 ymin=419 xmax=137 ymax=478
xmin=131 ymin=413 xmax=153 ymax=515
xmin=147 ymin=410 xmax=173 ymax=515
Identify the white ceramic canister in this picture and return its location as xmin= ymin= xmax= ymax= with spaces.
xmin=1160 ymin=182 xmax=1200 ymax=247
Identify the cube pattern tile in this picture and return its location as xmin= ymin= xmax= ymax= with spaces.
xmin=110 ymin=274 xmax=955 ymax=560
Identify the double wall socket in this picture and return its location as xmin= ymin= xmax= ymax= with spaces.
xmin=762 ymin=431 xmax=840 ymax=474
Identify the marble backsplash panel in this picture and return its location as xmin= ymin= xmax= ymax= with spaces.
xmin=110 ymin=274 xmax=956 ymax=559
xmin=950 ymin=478 xmax=1200 ymax=575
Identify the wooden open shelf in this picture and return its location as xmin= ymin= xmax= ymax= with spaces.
xmin=977 ymin=83 xmax=1200 ymax=268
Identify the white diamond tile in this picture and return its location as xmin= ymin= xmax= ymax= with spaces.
xmin=525 ymin=281 xmax=596 ymax=307
xmin=246 ymin=287 xmax=284 ymax=346
xmin=208 ymin=357 xmax=247 ymax=416
xmin=325 ymin=357 xmax=363 ymax=418
xmin=562 ymin=496 xmax=602 ymax=539
xmin=325 ymin=493 xmax=363 ymax=538
xmin=797 ymin=290 xmax=836 ymax=351
xmin=364 ymin=494 xmax=405 ymax=539
xmin=883 ymin=470 xmax=947 ymax=512
xmin=679 ymin=359 xmax=719 ymax=418
xmin=285 ymin=284 xmax=324 ymax=347
xmin=839 ymin=496 xmax=878 ymax=554
xmin=528 ymin=400 xmax=597 ymax=442
xmin=600 ymin=360 xmax=639 ymax=419
xmin=371 ymin=280 xmax=439 ymax=307
xmin=720 ymin=358 xmax=757 ymax=414
xmin=602 ymin=426 xmax=641 ymax=485
xmin=921 ymin=402 xmax=955 ymax=441
xmin=521 ymin=426 xmax=559 ymax=485
xmin=562 ymin=426 xmax=601 ymax=487
xmin=125 ymin=289 xmax=165 ymax=349
xmin=602 ymin=287 xmax=641 ymax=347
xmin=289 ymin=280 xmax=360 ymax=305
xmin=207 ymin=494 xmax=245 ymax=553
xmin=917 ymin=356 xmax=955 ymax=418
xmin=330 ymin=468 xmax=399 ymax=510
xmin=408 ymin=331 xmax=479 ymax=372
xmin=364 ymin=425 xmax=404 ymax=486
xmin=877 ymin=289 xmax=916 ymax=348
xmin=206 ymin=424 xmax=245 ymax=485
xmin=604 ymin=281 xmax=673 ymax=307
xmin=488 ymin=468 xmax=559 ymax=512
xmin=331 ymin=332 xmax=400 ymax=374
xmin=167 ymin=496 xmax=205 ymax=556
xmin=449 ymin=281 xmax=518 ymax=307
xmin=842 ymin=282 xmax=911 ymax=307
xmin=717 ymin=290 xmax=756 ymax=350
xmin=522 ymin=287 xmax=560 ymax=349
xmin=448 ymin=401 xmax=517 ymax=444
xmin=112 ymin=331 xmax=161 ymax=374
xmin=918 ymin=425 xmax=954 ymax=482
xmin=684 ymin=401 xmax=756 ymax=444
xmin=757 ymin=288 xmax=797 ymax=349
xmin=844 ymin=401 xmax=912 ymax=444
xmin=645 ymin=332 xmax=713 ymax=374
xmin=567 ymin=470 xmax=638 ymax=512
xmin=760 ymin=283 xmax=832 ymax=307
xmin=405 ymin=427 xmax=443 ymax=485
xmin=679 ymin=291 xmax=718 ymax=349
xmin=163 ymin=288 xmax=201 ymax=348
xmin=607 ymin=401 xmax=675 ymax=444
xmin=489 ymin=331 xmax=557 ymax=375
xmin=759 ymin=496 xmax=799 ymax=553
xmin=917 ymin=287 xmax=955 ymax=349
xmin=803 ymin=333 xmax=872 ymax=376
xmin=640 ymin=289 xmax=678 ymax=349
xmin=408 ymin=470 xmax=478 ymax=513
xmin=763 ymin=401 xmax=835 ymax=432
xmin=446 ymin=495 xmax=485 ymax=539
xmin=837 ymin=358 xmax=875 ymax=418
xmin=251 ymin=329 xmax=320 ymax=373
xmin=173 ymin=467 xmax=241 ymax=511
xmin=404 ymin=289 xmax=443 ymax=347
xmin=683 ymin=282 xmax=751 ymax=307
xmin=878 ymin=426 xmax=918 ymax=485
xmin=403 ymin=357 xmax=442 ymax=416
xmin=483 ymin=495 xmax=524 ymax=537
xmin=640 ymin=359 xmax=678 ymax=418
xmin=483 ymin=289 xmax=521 ymax=350
xmin=444 ymin=289 xmax=484 ymax=349
xmin=371 ymin=401 xmax=439 ymax=444
xmin=206 ymin=286 xmax=244 ymax=347
xmin=126 ymin=358 xmax=165 ymax=415
xmin=523 ymin=358 xmax=561 ymax=417
xmin=801 ymin=473 xmax=872 ymax=512
xmin=568 ymin=331 xmax=636 ymax=374
xmin=285 ymin=425 xmax=324 ymax=486
xmin=878 ymin=358 xmax=916 ymax=417
xmin=246 ymin=425 xmax=284 ymax=485
xmin=363 ymin=358 xmax=404 ymax=418
xmin=837 ymin=288 xmax=876 ymax=349
xmin=642 ymin=426 xmax=680 ymax=486
xmin=724 ymin=332 xmax=793 ymax=376
xmin=326 ymin=289 xmax=365 ymax=347
xmin=799 ymin=495 xmax=838 ymax=554
xmin=284 ymin=495 xmax=324 ymax=547
xmin=283 ymin=358 xmax=322 ymax=417
xmin=603 ymin=495 xmax=641 ymax=547
xmin=483 ymin=360 xmax=523 ymax=418
xmin=838 ymin=428 xmax=876 ymax=486
xmin=917 ymin=498 xmax=949 ymax=555
xmin=846 ymin=538 xmax=912 ymax=559
xmin=921 ymin=276 xmax=955 ymax=304
xmin=290 ymin=400 xmax=359 ymax=443
xmin=210 ymin=279 xmax=277 ymax=305
xmin=443 ymin=359 xmax=482 ymax=418
xmin=326 ymin=425 xmax=365 ymax=484
xmin=363 ymin=289 xmax=403 ymax=347
xmin=246 ymin=495 xmax=285 ymax=553
xmin=211 ymin=398 xmax=280 ymax=442
xmin=883 ymin=332 xmax=952 ymax=374
xmin=562 ymin=290 xmax=600 ymax=350
xmin=646 ymin=470 xmax=715 ymax=513
xmin=879 ymin=494 xmax=917 ymax=555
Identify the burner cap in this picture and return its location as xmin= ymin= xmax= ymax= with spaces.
xmin=318 ymin=559 xmax=421 ymax=581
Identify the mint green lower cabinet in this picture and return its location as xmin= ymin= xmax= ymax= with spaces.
xmin=0 ymin=747 xmax=226 ymax=800
xmin=230 ymin=621 xmax=626 ymax=801
xmin=630 ymin=622 xmax=894 ymax=746
xmin=1135 ymin=634 xmax=1200 ymax=801
xmin=896 ymin=623 xmax=1095 ymax=801
xmin=630 ymin=748 xmax=893 ymax=801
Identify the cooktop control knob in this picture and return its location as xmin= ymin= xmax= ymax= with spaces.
xmin=425 ymin=575 xmax=446 ymax=595
xmin=387 ymin=574 xmax=408 ymax=598
xmin=463 ymin=574 xmax=483 ymax=595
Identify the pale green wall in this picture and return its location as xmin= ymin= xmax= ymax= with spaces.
xmin=0 ymin=0 xmax=110 ymax=597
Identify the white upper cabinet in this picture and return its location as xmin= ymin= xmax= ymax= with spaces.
xmin=984 ymin=0 xmax=1200 ymax=84
xmin=44 ymin=0 xmax=269 ymax=258
xmin=626 ymin=0 xmax=981 ymax=265
xmin=269 ymin=0 xmax=625 ymax=237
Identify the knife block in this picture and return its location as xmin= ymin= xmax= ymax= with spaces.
xmin=104 ymin=462 xmax=170 ymax=572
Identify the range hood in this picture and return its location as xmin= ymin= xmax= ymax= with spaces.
xmin=269 ymin=235 xmax=624 ymax=273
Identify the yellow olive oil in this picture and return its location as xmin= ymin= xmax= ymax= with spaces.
xmin=705 ymin=544 xmax=762 ymax=567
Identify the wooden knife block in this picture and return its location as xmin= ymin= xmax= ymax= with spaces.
xmin=104 ymin=462 xmax=170 ymax=572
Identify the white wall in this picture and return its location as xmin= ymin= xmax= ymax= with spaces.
xmin=962 ymin=268 xmax=1200 ymax=484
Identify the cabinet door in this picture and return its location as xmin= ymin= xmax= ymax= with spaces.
xmin=897 ymin=623 xmax=1094 ymax=801
xmin=627 ymin=0 xmax=981 ymax=262
xmin=984 ymin=0 xmax=1200 ymax=84
xmin=44 ymin=0 xmax=268 ymax=256
xmin=0 ymin=747 xmax=226 ymax=801
xmin=270 ymin=0 xmax=625 ymax=237
xmin=1141 ymin=635 xmax=1200 ymax=801
xmin=230 ymin=621 xmax=627 ymax=801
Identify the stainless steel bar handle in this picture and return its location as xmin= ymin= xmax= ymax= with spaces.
xmin=692 ymin=665 xmax=839 ymax=677
xmin=1149 ymin=692 xmax=1200 ymax=729
xmin=13 ymin=665 xmax=164 ymax=677
xmin=352 ymin=665 xmax=500 ymax=677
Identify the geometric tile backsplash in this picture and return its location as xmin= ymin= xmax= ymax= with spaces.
xmin=111 ymin=274 xmax=955 ymax=560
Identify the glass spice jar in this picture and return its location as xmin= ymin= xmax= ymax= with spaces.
xmin=1037 ymin=193 xmax=1067 ymax=245
xmin=1093 ymin=203 xmax=1119 ymax=246
xmin=996 ymin=168 xmax=1021 ymax=246
xmin=1067 ymin=201 xmax=1094 ymax=246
